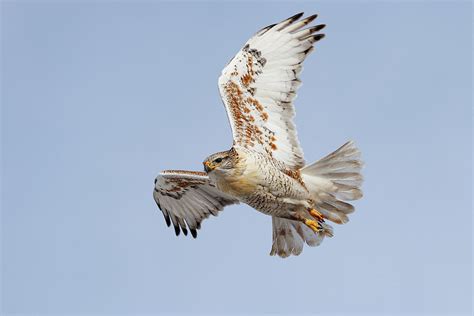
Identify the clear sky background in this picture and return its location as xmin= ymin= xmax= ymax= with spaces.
xmin=1 ymin=1 xmax=472 ymax=315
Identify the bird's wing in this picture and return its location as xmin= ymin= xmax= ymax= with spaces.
xmin=218 ymin=12 xmax=325 ymax=170
xmin=153 ymin=170 xmax=239 ymax=238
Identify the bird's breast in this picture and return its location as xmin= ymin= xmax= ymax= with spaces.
xmin=216 ymin=175 xmax=258 ymax=198
xmin=214 ymin=159 xmax=260 ymax=198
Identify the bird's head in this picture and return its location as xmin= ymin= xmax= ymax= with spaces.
xmin=203 ymin=148 xmax=237 ymax=174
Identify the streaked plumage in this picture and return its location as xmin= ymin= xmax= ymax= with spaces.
xmin=153 ymin=12 xmax=364 ymax=257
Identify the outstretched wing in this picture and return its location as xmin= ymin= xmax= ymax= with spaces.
xmin=153 ymin=170 xmax=239 ymax=238
xmin=218 ymin=12 xmax=325 ymax=170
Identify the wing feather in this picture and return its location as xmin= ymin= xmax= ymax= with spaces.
xmin=218 ymin=12 xmax=326 ymax=170
xmin=153 ymin=170 xmax=239 ymax=237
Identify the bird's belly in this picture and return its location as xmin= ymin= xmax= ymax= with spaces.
xmin=244 ymin=190 xmax=314 ymax=219
xmin=217 ymin=174 xmax=309 ymax=217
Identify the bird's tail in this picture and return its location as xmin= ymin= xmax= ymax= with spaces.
xmin=300 ymin=140 xmax=364 ymax=224
xmin=270 ymin=141 xmax=363 ymax=258
xmin=270 ymin=216 xmax=330 ymax=258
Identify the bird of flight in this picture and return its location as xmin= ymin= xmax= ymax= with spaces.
xmin=153 ymin=12 xmax=363 ymax=258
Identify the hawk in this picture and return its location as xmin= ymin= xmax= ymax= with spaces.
xmin=153 ymin=12 xmax=363 ymax=258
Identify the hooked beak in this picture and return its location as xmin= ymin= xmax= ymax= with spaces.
xmin=203 ymin=161 xmax=214 ymax=173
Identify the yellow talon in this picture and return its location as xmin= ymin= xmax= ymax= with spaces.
xmin=304 ymin=219 xmax=321 ymax=233
xmin=309 ymin=209 xmax=324 ymax=221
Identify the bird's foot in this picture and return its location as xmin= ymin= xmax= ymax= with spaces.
xmin=304 ymin=219 xmax=322 ymax=233
xmin=309 ymin=208 xmax=324 ymax=222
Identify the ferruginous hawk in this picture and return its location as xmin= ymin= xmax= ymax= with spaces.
xmin=153 ymin=12 xmax=364 ymax=258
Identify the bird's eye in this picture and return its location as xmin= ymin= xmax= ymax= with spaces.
xmin=213 ymin=157 xmax=223 ymax=163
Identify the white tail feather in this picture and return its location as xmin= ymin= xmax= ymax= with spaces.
xmin=270 ymin=141 xmax=363 ymax=258
xmin=301 ymin=140 xmax=364 ymax=222
xmin=270 ymin=217 xmax=325 ymax=258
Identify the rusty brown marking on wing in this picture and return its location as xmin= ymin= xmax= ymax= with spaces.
xmin=224 ymin=80 xmax=245 ymax=135
xmin=241 ymin=54 xmax=255 ymax=87
xmin=283 ymin=169 xmax=306 ymax=188
xmin=161 ymin=170 xmax=207 ymax=177
xmin=163 ymin=178 xmax=209 ymax=192
xmin=223 ymin=80 xmax=278 ymax=155
xmin=159 ymin=170 xmax=210 ymax=194
xmin=248 ymin=97 xmax=264 ymax=112
xmin=241 ymin=73 xmax=252 ymax=87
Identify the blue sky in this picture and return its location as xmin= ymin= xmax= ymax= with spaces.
xmin=1 ymin=1 xmax=472 ymax=315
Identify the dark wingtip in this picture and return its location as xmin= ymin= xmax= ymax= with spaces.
xmin=163 ymin=213 xmax=171 ymax=227
xmin=154 ymin=199 xmax=161 ymax=210
xmin=258 ymin=23 xmax=277 ymax=35
xmin=156 ymin=202 xmax=171 ymax=227
xmin=174 ymin=225 xmax=180 ymax=236
xmin=303 ymin=46 xmax=314 ymax=55
xmin=302 ymin=14 xmax=318 ymax=25
xmin=312 ymin=33 xmax=325 ymax=42
xmin=190 ymin=228 xmax=197 ymax=238
xmin=294 ymin=12 xmax=304 ymax=19
xmin=312 ymin=24 xmax=326 ymax=32
xmin=289 ymin=12 xmax=304 ymax=22
xmin=182 ymin=226 xmax=188 ymax=236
